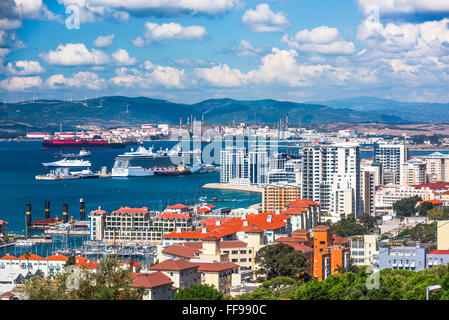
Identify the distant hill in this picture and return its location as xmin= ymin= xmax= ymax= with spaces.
xmin=310 ymin=96 xmax=449 ymax=123
xmin=0 ymin=95 xmax=413 ymax=136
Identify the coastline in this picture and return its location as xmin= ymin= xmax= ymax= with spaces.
xmin=202 ymin=183 xmax=263 ymax=193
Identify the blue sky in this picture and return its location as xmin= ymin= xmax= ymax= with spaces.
xmin=1 ymin=0 xmax=449 ymax=103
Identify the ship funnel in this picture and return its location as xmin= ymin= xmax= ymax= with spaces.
xmin=26 ymin=203 xmax=32 ymax=226
xmin=45 ymin=200 xmax=50 ymax=219
xmin=63 ymin=203 xmax=68 ymax=223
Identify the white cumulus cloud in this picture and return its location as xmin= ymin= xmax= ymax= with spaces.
xmin=93 ymin=34 xmax=115 ymax=48
xmin=241 ymin=3 xmax=290 ymax=32
xmin=39 ymin=43 xmax=110 ymax=66
xmin=112 ymin=49 xmax=138 ymax=66
xmin=4 ymin=60 xmax=45 ymax=76
xmin=0 ymin=76 xmax=42 ymax=91
xmin=133 ymin=21 xmax=207 ymax=45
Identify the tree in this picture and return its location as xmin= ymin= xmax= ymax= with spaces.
xmin=417 ymin=202 xmax=434 ymax=216
xmin=173 ymin=284 xmax=223 ymax=300
xmin=427 ymin=207 xmax=448 ymax=221
xmin=25 ymin=255 xmax=140 ymax=300
xmin=359 ymin=214 xmax=378 ymax=233
xmin=234 ymin=277 xmax=301 ymax=300
xmin=330 ymin=214 xmax=366 ymax=237
xmin=24 ymin=273 xmax=69 ymax=300
xmin=409 ymin=222 xmax=437 ymax=243
xmin=64 ymin=256 xmax=76 ymax=268
xmin=24 ymin=250 xmax=31 ymax=269
xmin=393 ymin=196 xmax=422 ymax=217
xmin=254 ymin=243 xmax=308 ymax=282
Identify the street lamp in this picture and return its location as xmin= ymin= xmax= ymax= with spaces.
xmin=426 ymin=285 xmax=442 ymax=300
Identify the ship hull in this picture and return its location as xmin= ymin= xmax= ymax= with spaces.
xmin=111 ymin=167 xmax=155 ymax=177
xmin=42 ymin=141 xmax=127 ymax=149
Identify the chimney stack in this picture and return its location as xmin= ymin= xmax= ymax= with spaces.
xmin=45 ymin=200 xmax=50 ymax=219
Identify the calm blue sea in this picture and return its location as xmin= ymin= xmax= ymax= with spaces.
xmin=0 ymin=141 xmax=446 ymax=258
xmin=0 ymin=141 xmax=262 ymax=235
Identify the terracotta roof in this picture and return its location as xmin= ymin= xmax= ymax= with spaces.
xmin=167 ymin=204 xmax=188 ymax=209
xmin=31 ymin=217 xmax=59 ymax=225
xmin=112 ymin=207 xmax=150 ymax=214
xmin=45 ymin=254 xmax=69 ymax=261
xmin=154 ymin=212 xmax=191 ymax=220
xmin=17 ymin=253 xmax=43 ymax=261
xmin=202 ymin=235 xmax=220 ymax=241
xmin=90 ymin=209 xmax=107 ymax=215
xmin=313 ymin=225 xmax=331 ymax=231
xmin=332 ymin=234 xmax=349 ymax=244
xmin=283 ymin=242 xmax=313 ymax=254
xmin=163 ymin=231 xmax=210 ymax=239
xmin=414 ymin=182 xmax=449 ymax=190
xmin=75 ymin=261 xmax=99 ymax=269
xmin=0 ymin=220 xmax=7 ymax=225
xmin=197 ymin=207 xmax=212 ymax=213
xmin=281 ymin=208 xmax=308 ymax=215
xmin=162 ymin=244 xmax=201 ymax=259
xmin=1 ymin=292 xmax=15 ymax=297
xmin=194 ymin=262 xmax=239 ymax=272
xmin=245 ymin=227 xmax=264 ymax=233
xmin=75 ymin=256 xmax=88 ymax=262
xmin=150 ymin=259 xmax=198 ymax=271
xmin=418 ymin=199 xmax=443 ymax=204
xmin=0 ymin=254 xmax=16 ymax=260
xmin=275 ymin=236 xmax=306 ymax=243
xmin=289 ymin=199 xmax=321 ymax=207
xmin=429 ymin=250 xmax=449 ymax=255
xmin=132 ymin=272 xmax=173 ymax=289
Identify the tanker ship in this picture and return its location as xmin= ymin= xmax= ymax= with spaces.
xmin=42 ymin=137 xmax=130 ymax=149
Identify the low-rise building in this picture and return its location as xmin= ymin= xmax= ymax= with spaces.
xmin=0 ymin=220 xmax=8 ymax=239
xmin=148 ymin=259 xmax=200 ymax=289
xmin=132 ymin=272 xmax=175 ymax=300
xmin=350 ymin=235 xmax=379 ymax=266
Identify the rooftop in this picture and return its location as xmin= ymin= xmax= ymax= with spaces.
xmin=150 ymin=259 xmax=198 ymax=271
xmin=132 ymin=272 xmax=173 ymax=289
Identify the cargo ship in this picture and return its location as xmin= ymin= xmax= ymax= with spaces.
xmin=42 ymin=137 xmax=130 ymax=149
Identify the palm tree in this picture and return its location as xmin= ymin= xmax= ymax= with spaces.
xmin=24 ymin=250 xmax=31 ymax=270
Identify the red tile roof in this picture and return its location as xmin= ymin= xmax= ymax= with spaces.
xmin=283 ymin=242 xmax=313 ymax=254
xmin=75 ymin=261 xmax=99 ymax=269
xmin=162 ymin=244 xmax=201 ymax=259
xmin=17 ymin=253 xmax=43 ymax=261
xmin=112 ymin=207 xmax=150 ymax=214
xmin=1 ymin=292 xmax=15 ymax=297
xmin=275 ymin=236 xmax=306 ymax=243
xmin=0 ymin=220 xmax=7 ymax=225
xmin=313 ymin=225 xmax=331 ymax=231
xmin=292 ymin=229 xmax=310 ymax=234
xmin=194 ymin=262 xmax=239 ymax=272
xmin=90 ymin=209 xmax=107 ymax=215
xmin=167 ymin=204 xmax=188 ymax=209
xmin=197 ymin=207 xmax=212 ymax=213
xmin=289 ymin=199 xmax=321 ymax=207
xmin=418 ymin=199 xmax=443 ymax=204
xmin=429 ymin=250 xmax=449 ymax=255
xmin=132 ymin=272 xmax=173 ymax=289
xmin=45 ymin=254 xmax=69 ymax=261
xmin=150 ymin=259 xmax=198 ymax=271
xmin=281 ymin=208 xmax=308 ymax=215
xmin=332 ymin=234 xmax=350 ymax=244
xmin=414 ymin=182 xmax=449 ymax=190
xmin=154 ymin=212 xmax=191 ymax=220
xmin=203 ymin=235 xmax=220 ymax=241
xmin=0 ymin=254 xmax=16 ymax=260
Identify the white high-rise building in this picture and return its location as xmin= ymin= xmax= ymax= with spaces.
xmin=220 ymin=146 xmax=270 ymax=187
xmin=220 ymin=147 xmax=249 ymax=186
xmin=302 ymin=143 xmax=362 ymax=218
xmin=373 ymin=142 xmax=409 ymax=185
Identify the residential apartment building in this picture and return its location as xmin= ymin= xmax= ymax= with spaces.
xmin=302 ymin=143 xmax=362 ymax=218
xmin=373 ymin=142 xmax=409 ymax=185
xmin=374 ymin=246 xmax=449 ymax=272
xmin=262 ymin=183 xmax=301 ymax=213
xmin=89 ymin=206 xmax=192 ymax=244
xmin=148 ymin=259 xmax=200 ymax=289
xmin=437 ymin=220 xmax=449 ymax=250
xmin=131 ymin=272 xmax=174 ymax=300
xmin=281 ymin=199 xmax=321 ymax=231
xmin=375 ymin=185 xmax=436 ymax=213
xmin=360 ymin=169 xmax=376 ymax=216
xmin=350 ymin=235 xmax=379 ymax=266
xmin=425 ymin=152 xmax=449 ymax=183
xmin=401 ymin=158 xmax=427 ymax=186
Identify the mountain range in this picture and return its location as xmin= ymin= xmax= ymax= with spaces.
xmin=0 ymin=96 xmax=448 ymax=137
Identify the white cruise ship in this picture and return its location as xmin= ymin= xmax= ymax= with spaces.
xmin=111 ymin=145 xmax=201 ymax=177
